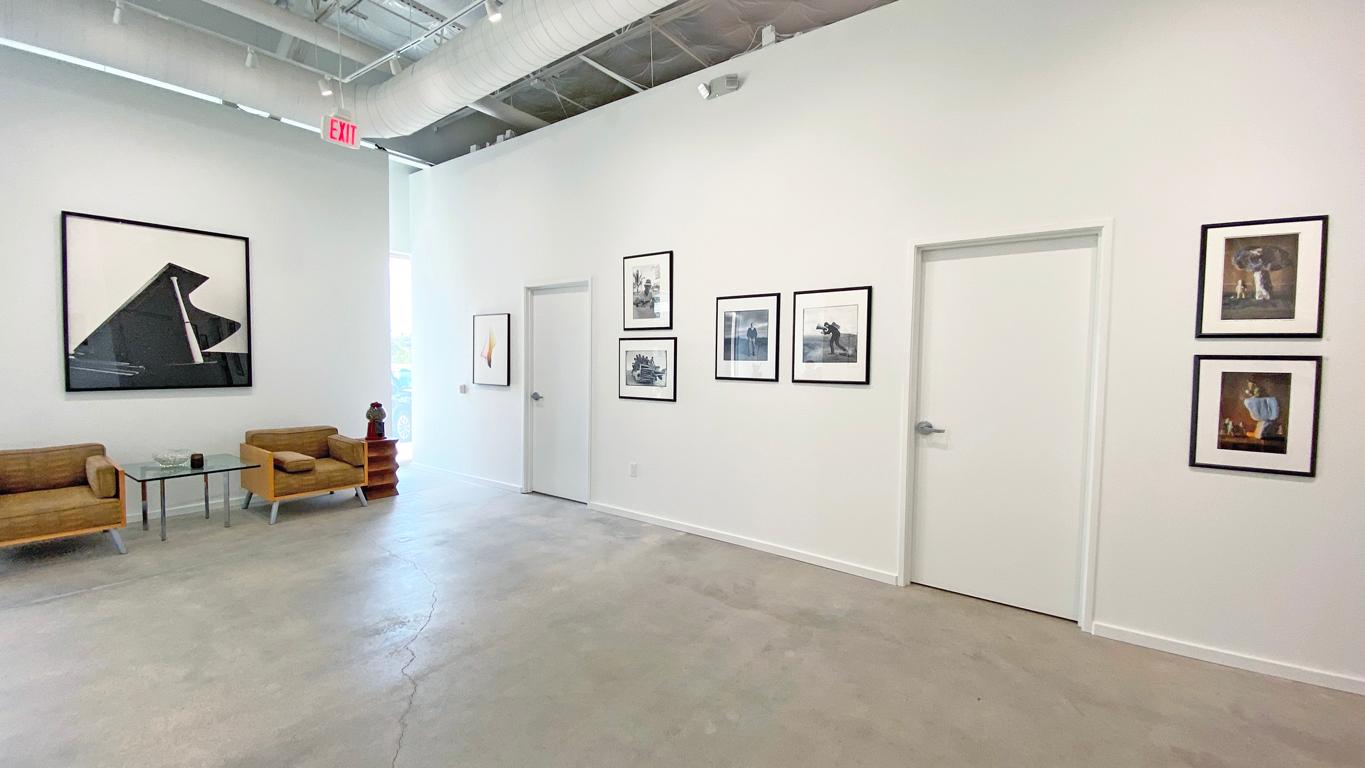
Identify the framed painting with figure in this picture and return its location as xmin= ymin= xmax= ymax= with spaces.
xmin=623 ymin=251 xmax=673 ymax=330
xmin=792 ymin=286 xmax=872 ymax=384
xmin=1196 ymin=215 xmax=1328 ymax=338
xmin=61 ymin=211 xmax=252 ymax=392
xmin=619 ymin=337 xmax=676 ymax=401
xmin=472 ymin=313 xmax=510 ymax=386
xmin=715 ymin=293 xmax=779 ymax=381
xmin=1189 ymin=355 xmax=1322 ymax=477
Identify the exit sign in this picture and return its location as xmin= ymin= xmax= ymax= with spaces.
xmin=322 ymin=111 xmax=359 ymax=149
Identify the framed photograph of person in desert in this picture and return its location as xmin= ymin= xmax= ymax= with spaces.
xmin=619 ymin=337 xmax=677 ymax=402
xmin=715 ymin=293 xmax=779 ymax=382
xmin=622 ymin=251 xmax=673 ymax=330
xmin=472 ymin=313 xmax=510 ymax=386
xmin=792 ymin=286 xmax=871 ymax=385
xmin=1189 ymin=355 xmax=1322 ymax=477
xmin=1196 ymin=215 xmax=1328 ymax=338
xmin=61 ymin=211 xmax=251 ymax=392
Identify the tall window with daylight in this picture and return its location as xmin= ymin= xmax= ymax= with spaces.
xmin=389 ymin=254 xmax=413 ymax=460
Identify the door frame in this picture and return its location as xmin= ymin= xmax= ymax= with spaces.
xmin=895 ymin=220 xmax=1114 ymax=631
xmin=521 ymin=278 xmax=594 ymax=499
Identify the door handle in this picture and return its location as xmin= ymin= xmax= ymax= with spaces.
xmin=915 ymin=420 xmax=945 ymax=435
xmin=530 ymin=391 xmax=544 ymax=402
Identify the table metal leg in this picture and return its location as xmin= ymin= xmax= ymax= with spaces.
xmin=159 ymin=479 xmax=167 ymax=541
xmin=204 ymin=474 xmax=211 ymax=519
xmin=140 ymin=483 xmax=149 ymax=531
xmin=224 ymin=472 xmax=231 ymax=528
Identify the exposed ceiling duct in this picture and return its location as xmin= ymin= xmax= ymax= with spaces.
xmin=198 ymin=0 xmax=386 ymax=66
xmin=0 ymin=0 xmax=671 ymax=139
xmin=352 ymin=0 xmax=674 ymax=137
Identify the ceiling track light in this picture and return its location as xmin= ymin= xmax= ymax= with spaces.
xmin=318 ymin=77 xmax=334 ymax=96
xmin=484 ymin=0 xmax=502 ymax=24
xmin=112 ymin=0 xmax=124 ymax=25
xmin=244 ymin=47 xmax=258 ymax=69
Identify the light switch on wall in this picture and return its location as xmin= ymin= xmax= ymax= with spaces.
xmin=628 ymin=462 xmax=638 ymax=478
xmin=459 ymin=383 xmax=468 ymax=394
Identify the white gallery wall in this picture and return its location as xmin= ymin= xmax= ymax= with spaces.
xmin=0 ymin=47 xmax=390 ymax=512
xmin=410 ymin=0 xmax=1365 ymax=691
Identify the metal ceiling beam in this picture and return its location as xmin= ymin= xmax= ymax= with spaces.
xmin=650 ymin=17 xmax=709 ymax=68
xmin=492 ymin=0 xmax=714 ymax=103
xmin=577 ymin=54 xmax=644 ymax=92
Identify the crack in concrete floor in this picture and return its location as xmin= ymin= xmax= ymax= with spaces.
xmin=381 ymin=545 xmax=440 ymax=768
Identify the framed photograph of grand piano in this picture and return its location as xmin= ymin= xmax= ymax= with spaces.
xmin=61 ymin=211 xmax=252 ymax=392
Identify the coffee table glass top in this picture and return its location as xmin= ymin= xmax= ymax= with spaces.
xmin=122 ymin=453 xmax=260 ymax=482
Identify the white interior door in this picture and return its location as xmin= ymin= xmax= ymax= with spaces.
xmin=910 ymin=235 xmax=1096 ymax=619
xmin=529 ymin=284 xmax=590 ymax=502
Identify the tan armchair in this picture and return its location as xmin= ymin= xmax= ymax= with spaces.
xmin=239 ymin=426 xmax=369 ymax=525
xmin=0 ymin=443 xmax=127 ymax=554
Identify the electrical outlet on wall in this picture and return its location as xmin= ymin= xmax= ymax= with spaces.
xmin=459 ymin=383 xmax=468 ymax=394
xmin=628 ymin=462 xmax=638 ymax=478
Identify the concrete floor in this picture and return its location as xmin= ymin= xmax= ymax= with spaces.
xmin=1 ymin=468 xmax=1362 ymax=768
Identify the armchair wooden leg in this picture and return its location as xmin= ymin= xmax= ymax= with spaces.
xmin=107 ymin=529 xmax=127 ymax=555
xmin=356 ymin=487 xmax=368 ymax=508
xmin=269 ymin=501 xmax=280 ymax=525
xmin=242 ymin=491 xmax=253 ymax=509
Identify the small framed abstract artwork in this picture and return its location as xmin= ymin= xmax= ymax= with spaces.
xmin=1195 ymin=215 xmax=1328 ymax=338
xmin=472 ymin=313 xmax=510 ymax=386
xmin=619 ymin=337 xmax=676 ymax=402
xmin=715 ymin=293 xmax=779 ymax=382
xmin=623 ymin=251 xmax=673 ymax=330
xmin=1189 ymin=355 xmax=1322 ymax=477
xmin=791 ymin=286 xmax=872 ymax=385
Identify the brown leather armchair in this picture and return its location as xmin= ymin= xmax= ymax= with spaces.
xmin=0 ymin=443 xmax=127 ymax=553
xmin=239 ymin=426 xmax=368 ymax=525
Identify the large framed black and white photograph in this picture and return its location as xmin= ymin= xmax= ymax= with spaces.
xmin=1196 ymin=215 xmax=1328 ymax=338
xmin=623 ymin=250 xmax=673 ymax=330
xmin=792 ymin=286 xmax=871 ymax=385
xmin=1189 ymin=355 xmax=1322 ymax=477
xmin=472 ymin=313 xmax=510 ymax=386
xmin=619 ymin=337 xmax=676 ymax=402
xmin=715 ymin=293 xmax=779 ymax=382
xmin=62 ymin=211 xmax=251 ymax=392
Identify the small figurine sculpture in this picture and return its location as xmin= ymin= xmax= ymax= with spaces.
xmin=366 ymin=401 xmax=387 ymax=440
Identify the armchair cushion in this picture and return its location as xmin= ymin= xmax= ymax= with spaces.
xmin=0 ymin=443 xmax=106 ymax=494
xmin=244 ymin=426 xmax=338 ymax=459
xmin=273 ymin=451 xmax=316 ymax=474
xmin=85 ymin=455 xmax=119 ymax=499
xmin=327 ymin=435 xmax=366 ymax=468
xmin=274 ymin=458 xmax=365 ymax=496
xmin=0 ymin=486 xmax=123 ymax=542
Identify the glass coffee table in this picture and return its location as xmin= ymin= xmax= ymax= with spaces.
xmin=123 ymin=454 xmax=261 ymax=541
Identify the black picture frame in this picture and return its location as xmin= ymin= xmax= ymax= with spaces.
xmin=714 ymin=292 xmax=781 ymax=382
xmin=61 ymin=210 xmax=253 ymax=393
xmin=471 ymin=312 xmax=511 ymax=387
xmin=791 ymin=285 xmax=873 ymax=385
xmin=619 ymin=337 xmax=677 ymax=402
xmin=622 ymin=250 xmax=674 ymax=331
xmin=1195 ymin=215 xmax=1328 ymax=339
xmin=1188 ymin=354 xmax=1323 ymax=478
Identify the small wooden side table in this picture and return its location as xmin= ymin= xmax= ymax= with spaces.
xmin=363 ymin=438 xmax=399 ymax=500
